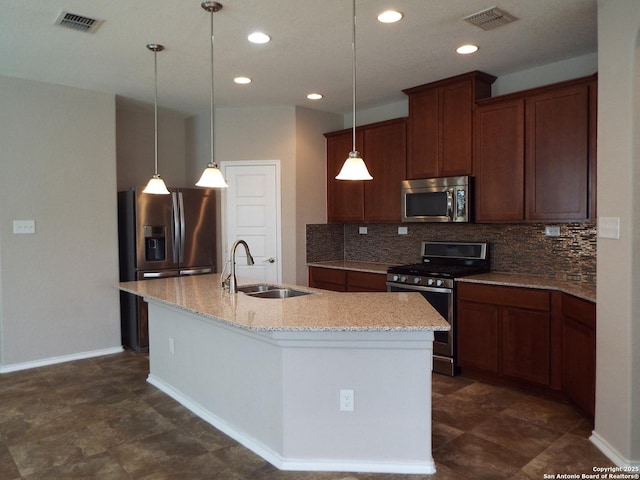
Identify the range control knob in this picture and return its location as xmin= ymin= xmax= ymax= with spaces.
xmin=436 ymin=279 xmax=444 ymax=287
xmin=400 ymin=275 xmax=408 ymax=283
xmin=413 ymin=277 xmax=421 ymax=284
xmin=393 ymin=275 xmax=399 ymax=282
xmin=427 ymin=278 xmax=434 ymax=286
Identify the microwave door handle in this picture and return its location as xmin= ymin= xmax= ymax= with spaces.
xmin=446 ymin=191 xmax=454 ymax=220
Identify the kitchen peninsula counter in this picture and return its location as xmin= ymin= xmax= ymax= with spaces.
xmin=117 ymin=274 xmax=447 ymax=475
xmin=118 ymin=273 xmax=449 ymax=331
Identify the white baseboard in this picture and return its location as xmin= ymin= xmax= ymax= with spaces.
xmin=147 ymin=374 xmax=436 ymax=475
xmin=591 ymin=431 xmax=640 ymax=469
xmin=0 ymin=346 xmax=124 ymax=373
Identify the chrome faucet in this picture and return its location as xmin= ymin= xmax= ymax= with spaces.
xmin=226 ymin=239 xmax=255 ymax=294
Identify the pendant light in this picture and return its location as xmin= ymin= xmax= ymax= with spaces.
xmin=143 ymin=44 xmax=171 ymax=195
xmin=196 ymin=1 xmax=229 ymax=188
xmin=336 ymin=0 xmax=373 ymax=181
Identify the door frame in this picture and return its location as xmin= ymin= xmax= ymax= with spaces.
xmin=219 ymin=160 xmax=282 ymax=283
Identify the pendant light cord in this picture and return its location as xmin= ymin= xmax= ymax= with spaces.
xmin=351 ymin=0 xmax=357 ymax=153
xmin=209 ymin=10 xmax=216 ymax=168
xmin=153 ymin=49 xmax=159 ymax=176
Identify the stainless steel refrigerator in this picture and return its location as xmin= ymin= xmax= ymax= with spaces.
xmin=117 ymin=187 xmax=217 ymax=352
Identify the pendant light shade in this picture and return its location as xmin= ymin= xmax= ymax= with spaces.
xmin=336 ymin=0 xmax=372 ymax=181
xmin=143 ymin=44 xmax=170 ymax=195
xmin=335 ymin=150 xmax=372 ymax=180
xmin=196 ymin=1 xmax=228 ymax=189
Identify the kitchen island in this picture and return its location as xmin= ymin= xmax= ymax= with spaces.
xmin=118 ymin=273 xmax=449 ymax=474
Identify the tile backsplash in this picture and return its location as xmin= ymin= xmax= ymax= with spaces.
xmin=307 ymin=222 xmax=596 ymax=284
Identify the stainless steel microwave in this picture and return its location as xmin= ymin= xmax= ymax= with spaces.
xmin=401 ymin=176 xmax=471 ymax=223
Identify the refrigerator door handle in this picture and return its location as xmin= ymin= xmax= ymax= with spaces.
xmin=142 ymin=271 xmax=180 ymax=279
xmin=171 ymin=192 xmax=180 ymax=262
xmin=178 ymin=192 xmax=186 ymax=264
xmin=180 ymin=267 xmax=213 ymax=276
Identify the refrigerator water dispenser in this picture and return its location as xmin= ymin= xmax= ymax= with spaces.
xmin=144 ymin=225 xmax=166 ymax=262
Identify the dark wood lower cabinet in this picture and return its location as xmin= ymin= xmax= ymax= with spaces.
xmin=457 ymin=282 xmax=595 ymax=420
xmin=561 ymin=294 xmax=596 ymax=418
xmin=308 ymin=267 xmax=346 ymax=292
xmin=308 ymin=266 xmax=386 ymax=292
xmin=457 ymin=301 xmax=499 ymax=373
xmin=345 ymin=270 xmax=388 ymax=292
xmin=457 ymin=283 xmax=552 ymax=386
xmin=501 ymin=307 xmax=550 ymax=385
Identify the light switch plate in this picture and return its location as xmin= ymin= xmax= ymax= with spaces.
xmin=358 ymin=226 xmax=368 ymax=235
xmin=598 ymin=217 xmax=620 ymax=239
xmin=13 ymin=220 xmax=36 ymax=234
xmin=398 ymin=226 xmax=408 ymax=235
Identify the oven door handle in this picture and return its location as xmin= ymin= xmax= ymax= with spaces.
xmin=387 ymin=282 xmax=452 ymax=294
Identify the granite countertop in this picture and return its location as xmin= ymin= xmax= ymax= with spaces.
xmin=117 ymin=273 xmax=450 ymax=332
xmin=307 ymin=261 xmax=393 ymax=274
xmin=307 ymin=261 xmax=596 ymax=303
xmin=457 ymin=273 xmax=596 ymax=303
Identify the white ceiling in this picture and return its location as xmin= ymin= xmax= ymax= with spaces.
xmin=0 ymin=0 xmax=597 ymax=117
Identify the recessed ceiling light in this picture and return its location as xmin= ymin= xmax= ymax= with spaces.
xmin=456 ymin=44 xmax=479 ymax=54
xmin=234 ymin=76 xmax=252 ymax=84
xmin=248 ymin=32 xmax=271 ymax=44
xmin=307 ymin=93 xmax=323 ymax=100
xmin=377 ymin=10 xmax=403 ymax=23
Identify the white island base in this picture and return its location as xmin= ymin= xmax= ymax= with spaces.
xmin=146 ymin=300 xmax=436 ymax=475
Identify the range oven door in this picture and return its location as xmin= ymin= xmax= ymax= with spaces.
xmin=387 ymin=282 xmax=455 ymax=375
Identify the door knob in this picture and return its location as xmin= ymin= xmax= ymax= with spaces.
xmin=265 ymin=257 xmax=275 ymax=263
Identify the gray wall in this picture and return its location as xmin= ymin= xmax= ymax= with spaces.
xmin=593 ymin=0 xmax=640 ymax=465
xmin=0 ymin=75 xmax=121 ymax=368
xmin=185 ymin=105 xmax=342 ymax=285
xmin=116 ymin=96 xmax=188 ymax=190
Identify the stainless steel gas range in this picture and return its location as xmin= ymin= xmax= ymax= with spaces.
xmin=386 ymin=241 xmax=489 ymax=376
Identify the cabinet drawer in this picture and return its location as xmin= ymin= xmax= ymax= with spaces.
xmin=346 ymin=271 xmax=387 ymax=292
xmin=561 ymin=293 xmax=595 ymax=330
xmin=457 ymin=283 xmax=550 ymax=311
xmin=308 ymin=267 xmax=346 ymax=292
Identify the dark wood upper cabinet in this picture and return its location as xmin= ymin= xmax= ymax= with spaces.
xmin=525 ymin=84 xmax=591 ymax=221
xmin=326 ymin=129 xmax=365 ymax=223
xmin=325 ymin=118 xmax=406 ymax=223
xmin=474 ymin=74 xmax=597 ymax=223
xmin=403 ymin=71 xmax=496 ymax=179
xmin=474 ymin=99 xmax=526 ymax=222
xmin=362 ymin=120 xmax=406 ymax=223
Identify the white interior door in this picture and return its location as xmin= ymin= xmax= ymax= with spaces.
xmin=221 ymin=161 xmax=281 ymax=283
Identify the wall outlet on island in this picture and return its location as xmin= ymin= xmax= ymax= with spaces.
xmin=340 ymin=389 xmax=354 ymax=412
xmin=169 ymin=337 xmax=175 ymax=355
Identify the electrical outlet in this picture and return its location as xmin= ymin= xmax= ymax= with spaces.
xmin=169 ymin=338 xmax=175 ymax=355
xmin=358 ymin=226 xmax=368 ymax=235
xmin=13 ymin=220 xmax=36 ymax=234
xmin=544 ymin=226 xmax=560 ymax=237
xmin=398 ymin=226 xmax=408 ymax=235
xmin=340 ymin=389 xmax=354 ymax=411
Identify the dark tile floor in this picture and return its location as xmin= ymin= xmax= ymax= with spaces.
xmin=0 ymin=351 xmax=613 ymax=479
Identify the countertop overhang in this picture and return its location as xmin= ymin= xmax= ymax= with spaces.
xmin=118 ymin=273 xmax=450 ymax=332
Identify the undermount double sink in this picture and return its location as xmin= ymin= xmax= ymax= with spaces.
xmin=237 ymin=283 xmax=311 ymax=299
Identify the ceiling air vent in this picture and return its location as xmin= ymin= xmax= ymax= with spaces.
xmin=55 ymin=11 xmax=104 ymax=33
xmin=463 ymin=6 xmax=518 ymax=31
